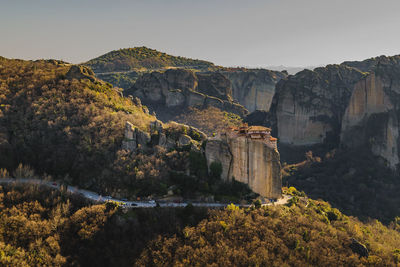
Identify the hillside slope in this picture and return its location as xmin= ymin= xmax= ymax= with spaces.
xmin=137 ymin=199 xmax=400 ymax=266
xmin=84 ymin=46 xmax=216 ymax=73
xmin=0 ymin=57 xmax=156 ymax=190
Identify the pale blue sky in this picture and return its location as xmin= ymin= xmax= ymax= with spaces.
xmin=1 ymin=0 xmax=399 ymax=67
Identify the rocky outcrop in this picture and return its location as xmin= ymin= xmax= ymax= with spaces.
xmin=126 ymin=69 xmax=248 ymax=119
xmin=66 ymin=65 xmax=96 ymax=82
xmin=122 ymin=122 xmax=151 ymax=151
xmin=341 ymin=55 xmax=397 ymax=73
xmin=122 ymin=120 xmax=207 ymax=152
xmin=205 ymin=131 xmax=281 ymax=198
xmin=270 ymin=65 xmax=366 ymax=146
xmin=221 ymin=69 xmax=287 ymax=112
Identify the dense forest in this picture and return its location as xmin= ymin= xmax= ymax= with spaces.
xmin=0 ymin=183 xmax=208 ymax=266
xmin=283 ymin=148 xmax=400 ymax=224
xmin=2 ymin=183 xmax=400 ymax=266
xmin=138 ymin=194 xmax=400 ymax=266
xmin=84 ymin=46 xmax=217 ymax=73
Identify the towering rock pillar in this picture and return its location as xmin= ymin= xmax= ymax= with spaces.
xmin=341 ymin=73 xmax=399 ymax=168
xmin=205 ymin=127 xmax=282 ymax=199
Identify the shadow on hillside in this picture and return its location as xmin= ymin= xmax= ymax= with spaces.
xmin=60 ymin=205 xmax=209 ymax=267
xmin=283 ymin=148 xmax=400 ymax=224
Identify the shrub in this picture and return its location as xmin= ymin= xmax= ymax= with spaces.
xmin=12 ymin=164 xmax=35 ymax=179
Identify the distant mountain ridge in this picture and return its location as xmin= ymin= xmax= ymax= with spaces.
xmin=84 ymin=46 xmax=217 ymax=73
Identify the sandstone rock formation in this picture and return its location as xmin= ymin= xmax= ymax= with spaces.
xmin=268 ymin=54 xmax=400 ymax=169
xmin=341 ymin=56 xmax=400 ymax=169
xmin=221 ymin=69 xmax=287 ymax=112
xmin=205 ymin=126 xmax=281 ymax=198
xmin=270 ymin=65 xmax=366 ymax=146
xmin=126 ymin=69 xmax=248 ymax=121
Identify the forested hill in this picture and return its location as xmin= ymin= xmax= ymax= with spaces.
xmin=84 ymin=46 xmax=217 ymax=73
xmin=0 ymin=57 xmax=159 ymax=192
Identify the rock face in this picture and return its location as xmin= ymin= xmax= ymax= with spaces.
xmin=268 ymin=54 xmax=400 ymax=169
xmin=341 ymin=56 xmax=400 ymax=169
xmin=205 ymin=129 xmax=281 ymax=198
xmin=270 ymin=65 xmax=366 ymax=146
xmin=222 ymin=69 xmax=286 ymax=112
xmin=197 ymin=72 xmax=233 ymax=101
xmin=122 ymin=120 xmax=207 ymax=152
xmin=122 ymin=122 xmax=151 ymax=151
xmin=126 ymin=69 xmax=248 ymax=119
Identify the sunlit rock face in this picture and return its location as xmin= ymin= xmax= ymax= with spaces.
xmin=205 ymin=127 xmax=281 ymax=199
xmin=341 ymin=56 xmax=400 ymax=169
xmin=270 ymin=65 xmax=366 ymax=147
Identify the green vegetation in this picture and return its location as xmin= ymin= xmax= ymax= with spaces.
xmin=283 ymin=148 xmax=400 ymax=223
xmin=175 ymin=106 xmax=243 ymax=136
xmin=96 ymin=71 xmax=139 ymax=90
xmin=5 ymin=183 xmax=400 ymax=266
xmin=0 ymin=183 xmax=208 ymax=266
xmin=0 ymin=58 xmax=158 ymax=194
xmin=84 ymin=46 xmax=216 ymax=73
xmin=137 ymin=198 xmax=400 ymax=266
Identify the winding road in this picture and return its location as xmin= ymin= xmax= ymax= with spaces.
xmin=0 ymin=178 xmax=291 ymax=208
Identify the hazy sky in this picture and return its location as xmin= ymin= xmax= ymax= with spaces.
xmin=1 ymin=0 xmax=399 ymax=67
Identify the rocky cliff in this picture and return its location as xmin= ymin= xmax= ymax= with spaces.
xmin=268 ymin=54 xmax=400 ymax=169
xmin=341 ymin=56 xmax=400 ymax=168
xmin=221 ymin=69 xmax=287 ymax=112
xmin=125 ymin=69 xmax=248 ymax=121
xmin=270 ymin=65 xmax=366 ymax=146
xmin=205 ymin=131 xmax=282 ymax=198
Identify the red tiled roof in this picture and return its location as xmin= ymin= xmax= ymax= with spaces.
xmin=248 ymin=126 xmax=271 ymax=132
